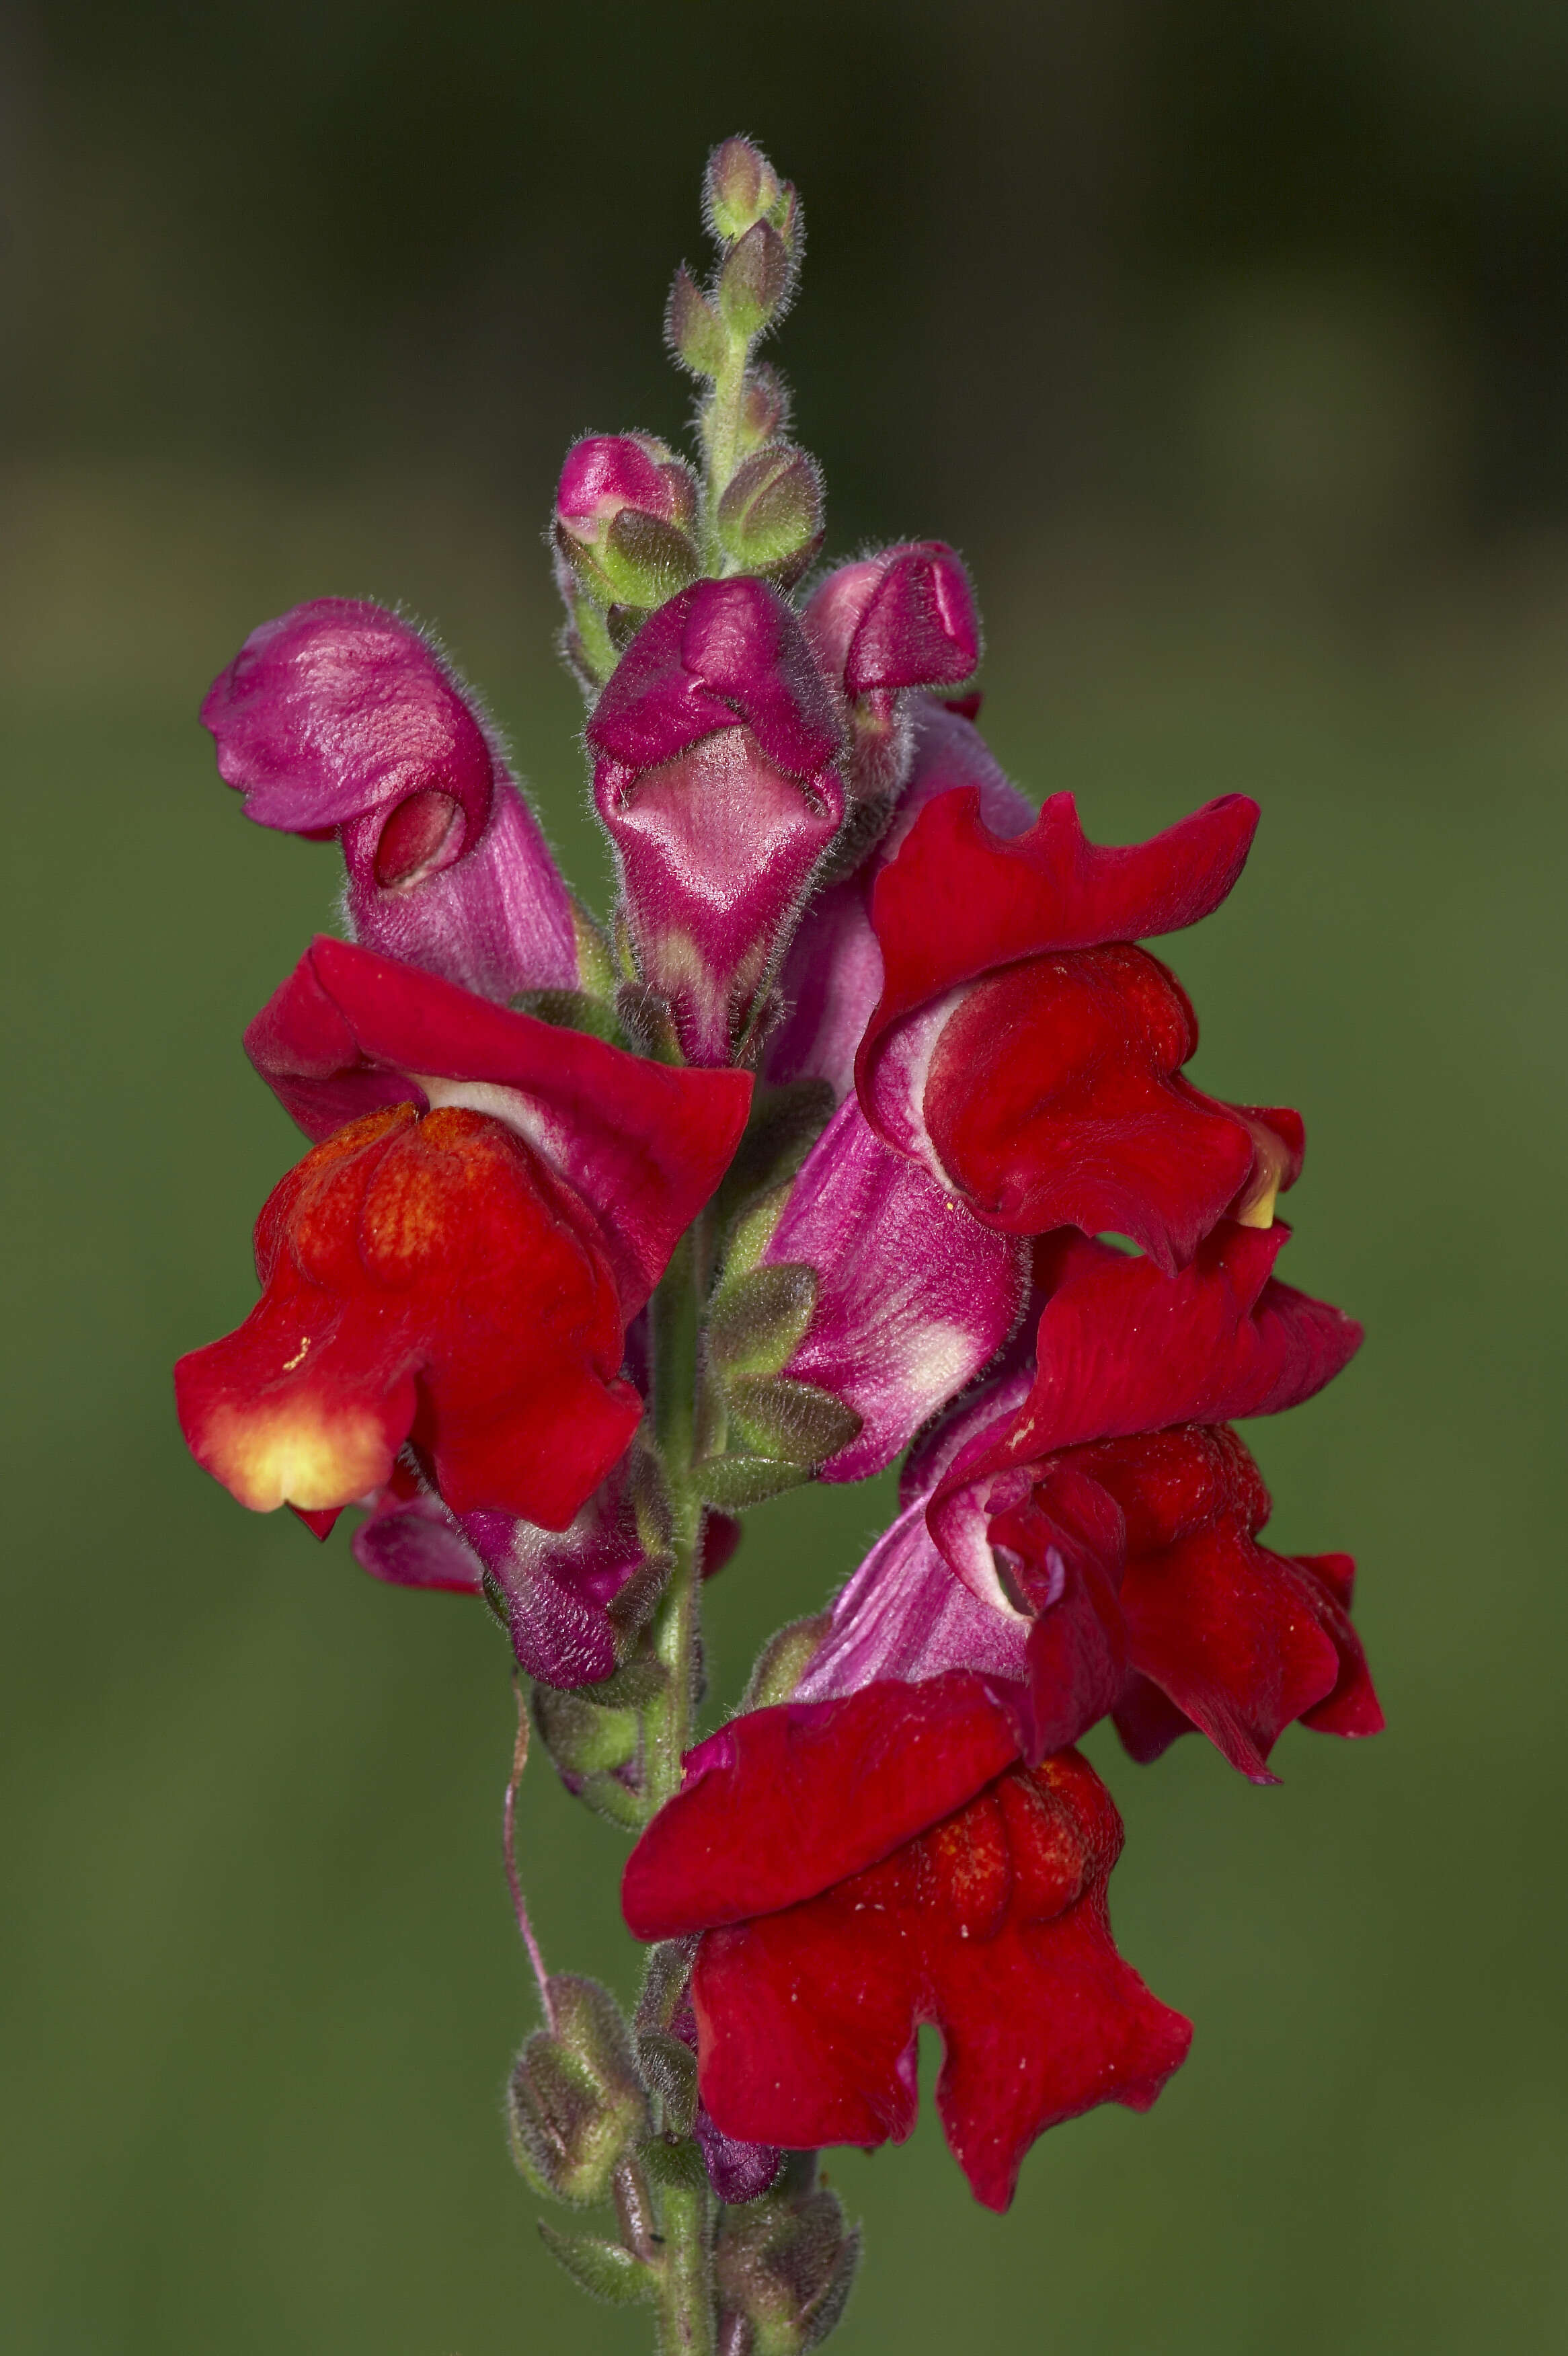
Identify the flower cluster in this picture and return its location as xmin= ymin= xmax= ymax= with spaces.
xmin=175 ymin=135 xmax=1378 ymax=2339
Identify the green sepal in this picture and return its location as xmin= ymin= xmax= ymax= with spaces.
xmin=566 ymin=1656 xmax=669 ymax=1712
xmin=510 ymin=986 xmax=627 ymax=1048
xmin=537 ymin=2222 xmax=658 ymax=2308
xmin=639 ymin=2133 xmax=710 ymax=2193
xmin=599 ymin=508 xmax=703 ymax=608
xmin=693 ymin=1454 xmax=813 ymax=1509
xmin=707 ymin=1261 xmax=817 ymax=1378
xmin=572 ymin=900 xmax=619 ymax=1001
xmin=572 ymin=1769 xmax=650 ymax=1834
xmin=724 ymin=1376 xmax=863 ymax=1467
xmin=716 ymin=444 xmax=824 ymax=572
xmin=561 ymin=600 xmax=620 ymax=693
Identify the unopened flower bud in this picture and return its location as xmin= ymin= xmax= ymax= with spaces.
xmin=715 ymin=2156 xmax=861 ymax=2353
xmin=738 ymin=364 xmax=792 ymax=455
xmin=801 ymin=543 xmax=981 ymax=808
xmin=719 ymin=219 xmax=794 ymax=338
xmin=557 ymin=433 xmax=698 ymax=547
xmin=717 ymin=444 xmax=824 ymax=580
xmin=555 ymin=434 xmax=701 ymax=613
xmin=705 ymin=136 xmax=785 ymax=245
xmin=531 ymin=1682 xmax=642 ymax=1778
xmin=742 ymin=1614 xmax=830 ymax=1710
xmin=508 ymin=1975 xmax=650 ymax=2207
xmin=666 ymin=265 xmax=729 ymax=380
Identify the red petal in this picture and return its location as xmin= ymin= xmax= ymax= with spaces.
xmin=1085 ymin=1429 xmax=1382 ymax=1775
xmin=244 ymin=936 xmax=750 ymax=1313
xmin=1292 ymin=1555 xmax=1386 ymax=1739
xmin=951 ymin=1221 xmax=1361 ymax=1485
xmin=858 ymin=785 xmax=1258 ymax=1107
xmin=621 ymin=1672 xmax=1023 ymax=1940
xmin=922 ymin=944 xmax=1259 ymax=1268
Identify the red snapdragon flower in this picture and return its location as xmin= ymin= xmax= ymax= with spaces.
xmin=623 ymin=1676 xmax=1191 ymax=2211
xmin=176 ymin=937 xmax=749 ymax=1533
xmin=856 ymin=786 xmax=1303 ymax=1270
xmin=928 ymin=1221 xmax=1382 ymax=1780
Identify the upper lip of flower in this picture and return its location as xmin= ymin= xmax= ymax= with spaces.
xmin=243 ymin=933 xmax=752 ymax=1316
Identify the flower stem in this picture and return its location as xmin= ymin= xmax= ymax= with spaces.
xmin=502 ymin=1676 xmax=555 ymax=2033
xmin=656 ymin=2178 xmax=715 ymax=2356
xmin=701 ymin=331 xmax=749 ymax=572
xmin=643 ymin=1216 xmax=716 ymax=2353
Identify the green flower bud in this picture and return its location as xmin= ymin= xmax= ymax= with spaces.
xmin=738 ymin=364 xmax=792 ymax=457
xmin=716 ymin=2157 xmax=861 ymax=2353
xmin=742 ymin=1614 xmax=831 ymax=1711
xmin=508 ymin=1976 xmax=650 ymax=2207
xmin=705 ymin=136 xmax=785 ymax=245
xmin=635 ymin=2028 xmax=699 ymax=2138
xmin=532 ymin=1683 xmax=641 ymax=1778
xmin=719 ymin=221 xmax=793 ymax=338
xmin=716 ymin=445 xmax=824 ymax=576
xmin=667 ymin=265 xmax=729 ymax=379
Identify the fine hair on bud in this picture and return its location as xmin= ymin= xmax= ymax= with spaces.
xmin=703 ymin=135 xmax=785 ymax=246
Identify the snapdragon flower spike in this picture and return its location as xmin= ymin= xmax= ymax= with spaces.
xmin=202 ymin=600 xmax=579 ymax=1004
xmin=175 ymin=937 xmax=749 ymax=1534
xmin=856 ymin=785 xmax=1303 ymax=1271
xmin=752 ymin=1094 xmax=1028 ymax=1481
xmin=623 ymin=1682 xmax=1190 ymax=2211
xmin=801 ymin=541 xmax=981 ymax=807
xmin=927 ymin=1224 xmax=1382 ymax=1780
xmin=767 ymin=699 xmax=1034 ymax=1099
xmin=587 ymin=576 xmax=846 ymax=1065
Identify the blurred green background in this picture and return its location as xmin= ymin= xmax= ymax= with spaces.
xmin=5 ymin=3 xmax=1567 ymax=2349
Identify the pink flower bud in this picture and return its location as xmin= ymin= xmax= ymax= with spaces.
xmin=801 ymin=543 xmax=980 ymax=806
xmin=555 ymin=433 xmax=698 ymax=548
xmin=802 ymin=542 xmax=980 ymax=699
xmin=588 ymin=577 xmax=847 ymax=1065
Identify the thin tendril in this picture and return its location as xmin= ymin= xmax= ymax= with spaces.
xmin=503 ymin=1674 xmax=555 ymax=2034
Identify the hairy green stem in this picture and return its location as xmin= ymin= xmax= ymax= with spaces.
xmin=701 ymin=331 xmax=749 ymax=571
xmin=643 ymin=1217 xmax=716 ymax=2353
